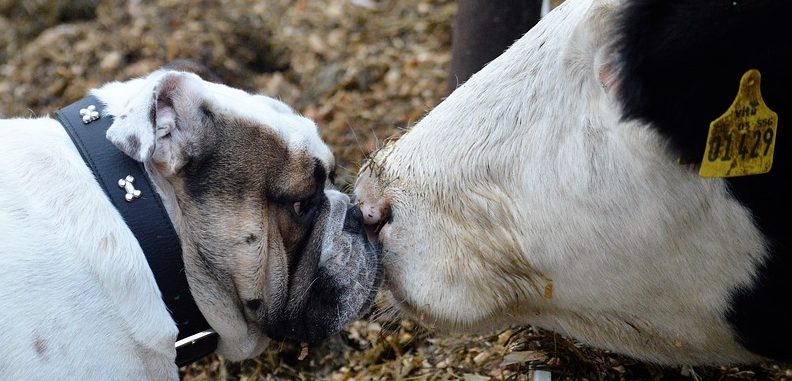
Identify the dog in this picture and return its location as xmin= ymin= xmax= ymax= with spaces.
xmin=0 ymin=69 xmax=379 ymax=379
xmin=356 ymin=0 xmax=790 ymax=365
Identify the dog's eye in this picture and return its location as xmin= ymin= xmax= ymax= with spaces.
xmin=293 ymin=201 xmax=305 ymax=216
xmin=290 ymin=192 xmax=324 ymax=224
xmin=292 ymin=197 xmax=316 ymax=218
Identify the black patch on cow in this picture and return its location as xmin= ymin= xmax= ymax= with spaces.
xmin=613 ymin=0 xmax=791 ymax=362
xmin=614 ymin=0 xmax=791 ymax=163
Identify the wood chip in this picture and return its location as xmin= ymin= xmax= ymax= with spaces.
xmin=473 ymin=352 xmax=491 ymax=365
xmin=298 ymin=342 xmax=309 ymax=361
xmin=501 ymin=351 xmax=548 ymax=366
xmin=463 ymin=374 xmax=490 ymax=381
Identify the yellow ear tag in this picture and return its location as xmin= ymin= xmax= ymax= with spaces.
xmin=699 ymin=69 xmax=778 ymax=177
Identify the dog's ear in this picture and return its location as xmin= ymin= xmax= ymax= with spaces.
xmin=106 ymin=71 xmax=207 ymax=176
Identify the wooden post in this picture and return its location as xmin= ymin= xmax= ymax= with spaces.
xmin=448 ymin=0 xmax=543 ymax=93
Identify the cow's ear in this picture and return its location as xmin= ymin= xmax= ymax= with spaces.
xmin=571 ymin=1 xmax=620 ymax=94
xmin=610 ymin=0 xmax=792 ymax=160
xmin=594 ymin=47 xmax=619 ymax=93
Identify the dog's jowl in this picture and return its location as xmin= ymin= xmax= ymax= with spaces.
xmin=356 ymin=0 xmax=790 ymax=366
xmin=0 ymin=69 xmax=379 ymax=379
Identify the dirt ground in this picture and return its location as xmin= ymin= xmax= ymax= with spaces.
xmin=1 ymin=1 xmax=790 ymax=380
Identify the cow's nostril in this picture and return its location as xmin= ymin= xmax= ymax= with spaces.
xmin=354 ymin=170 xmax=391 ymax=226
xmin=361 ymin=199 xmax=390 ymax=226
xmin=245 ymin=299 xmax=262 ymax=311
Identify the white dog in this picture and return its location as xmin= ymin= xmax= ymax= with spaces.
xmin=0 ymin=69 xmax=379 ymax=379
xmin=356 ymin=0 xmax=790 ymax=365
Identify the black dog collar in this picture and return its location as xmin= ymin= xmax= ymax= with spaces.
xmin=55 ymin=96 xmax=218 ymax=366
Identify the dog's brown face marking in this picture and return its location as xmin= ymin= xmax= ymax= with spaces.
xmin=171 ymin=104 xmax=329 ymax=300
xmin=177 ymin=106 xmax=326 ymax=256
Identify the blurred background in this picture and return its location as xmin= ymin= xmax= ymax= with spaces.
xmin=0 ymin=0 xmax=458 ymax=190
xmin=1 ymin=1 xmax=789 ymax=380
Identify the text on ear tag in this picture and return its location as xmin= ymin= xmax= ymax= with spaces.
xmin=699 ymin=69 xmax=778 ymax=178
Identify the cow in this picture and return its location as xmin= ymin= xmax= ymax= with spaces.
xmin=355 ymin=0 xmax=791 ymax=365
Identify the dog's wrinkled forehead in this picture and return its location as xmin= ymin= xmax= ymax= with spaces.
xmin=201 ymin=81 xmax=333 ymax=166
xmin=94 ymin=69 xmax=333 ymax=169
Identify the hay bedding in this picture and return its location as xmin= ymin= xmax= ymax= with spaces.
xmin=1 ymin=0 xmax=789 ymax=379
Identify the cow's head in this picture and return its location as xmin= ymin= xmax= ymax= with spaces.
xmin=356 ymin=0 xmax=790 ymax=364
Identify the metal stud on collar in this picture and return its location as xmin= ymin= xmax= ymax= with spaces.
xmin=79 ymin=105 xmax=100 ymax=124
xmin=118 ymin=175 xmax=142 ymax=202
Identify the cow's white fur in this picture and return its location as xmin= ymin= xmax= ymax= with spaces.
xmin=356 ymin=0 xmax=766 ymax=364
xmin=0 ymin=71 xmax=334 ymax=378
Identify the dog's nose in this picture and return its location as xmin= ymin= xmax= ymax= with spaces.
xmin=343 ymin=205 xmax=364 ymax=234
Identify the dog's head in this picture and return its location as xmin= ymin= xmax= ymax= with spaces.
xmin=94 ymin=70 xmax=380 ymax=360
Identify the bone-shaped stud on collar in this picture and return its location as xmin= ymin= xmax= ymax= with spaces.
xmin=118 ymin=175 xmax=142 ymax=202
xmin=79 ymin=105 xmax=100 ymax=124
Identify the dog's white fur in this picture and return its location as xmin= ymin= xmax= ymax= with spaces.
xmin=0 ymin=71 xmax=335 ymax=378
xmin=0 ymin=117 xmax=181 ymax=379
xmin=356 ymin=0 xmax=766 ymax=364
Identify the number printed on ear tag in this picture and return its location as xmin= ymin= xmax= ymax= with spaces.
xmin=700 ymin=69 xmax=778 ymax=178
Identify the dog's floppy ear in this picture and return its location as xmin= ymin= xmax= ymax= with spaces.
xmin=106 ymin=71 xmax=207 ymax=176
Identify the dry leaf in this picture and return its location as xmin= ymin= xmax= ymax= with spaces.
xmin=298 ymin=342 xmax=309 ymax=361
xmin=501 ymin=351 xmax=548 ymax=366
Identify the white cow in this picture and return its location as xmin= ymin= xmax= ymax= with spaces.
xmin=356 ymin=0 xmax=791 ymax=365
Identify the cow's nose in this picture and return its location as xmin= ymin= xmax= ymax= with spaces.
xmin=361 ymin=198 xmax=390 ymax=226
xmin=354 ymin=171 xmax=391 ymax=226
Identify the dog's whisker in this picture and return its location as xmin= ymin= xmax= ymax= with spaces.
xmin=294 ymin=276 xmax=321 ymax=304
